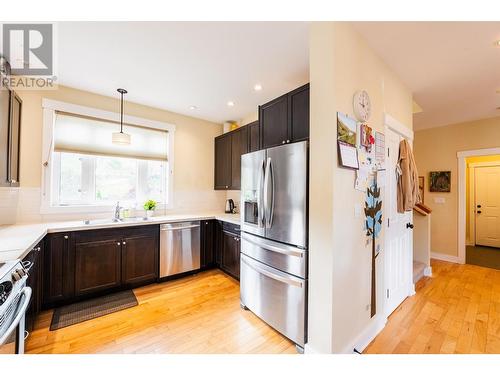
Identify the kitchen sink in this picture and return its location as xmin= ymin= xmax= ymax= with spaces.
xmin=83 ymin=217 xmax=145 ymax=225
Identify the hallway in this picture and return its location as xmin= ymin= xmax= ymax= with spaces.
xmin=365 ymin=260 xmax=500 ymax=354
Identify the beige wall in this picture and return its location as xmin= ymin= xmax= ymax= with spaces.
xmin=308 ymin=22 xmax=413 ymax=353
xmin=12 ymin=85 xmax=225 ymax=219
xmin=414 ymin=116 xmax=500 ymax=257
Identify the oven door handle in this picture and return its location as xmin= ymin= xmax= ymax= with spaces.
xmin=0 ymin=287 xmax=32 ymax=346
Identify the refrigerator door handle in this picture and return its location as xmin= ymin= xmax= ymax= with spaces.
xmin=264 ymin=157 xmax=275 ymax=229
xmin=242 ymin=233 xmax=304 ymax=257
xmin=241 ymin=255 xmax=303 ymax=288
xmin=257 ymin=159 xmax=266 ymax=227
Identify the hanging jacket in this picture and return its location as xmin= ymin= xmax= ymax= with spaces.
xmin=397 ymin=139 xmax=421 ymax=213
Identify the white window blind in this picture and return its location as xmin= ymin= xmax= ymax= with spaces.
xmin=54 ymin=112 xmax=169 ymax=161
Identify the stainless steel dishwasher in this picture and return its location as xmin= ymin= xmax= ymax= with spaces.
xmin=160 ymin=221 xmax=201 ymax=277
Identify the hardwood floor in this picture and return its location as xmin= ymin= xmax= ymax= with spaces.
xmin=365 ymin=259 xmax=500 ymax=354
xmin=26 ymin=269 xmax=296 ymax=354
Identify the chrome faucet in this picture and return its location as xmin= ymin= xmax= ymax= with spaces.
xmin=114 ymin=201 xmax=122 ymax=222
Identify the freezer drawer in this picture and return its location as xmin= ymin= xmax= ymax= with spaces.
xmin=160 ymin=221 xmax=200 ymax=277
xmin=240 ymin=253 xmax=306 ymax=347
xmin=241 ymin=232 xmax=306 ymax=278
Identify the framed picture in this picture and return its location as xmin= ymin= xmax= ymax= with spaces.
xmin=418 ymin=176 xmax=424 ymax=202
xmin=337 ymin=112 xmax=357 ymax=146
xmin=429 ymin=171 xmax=451 ymax=192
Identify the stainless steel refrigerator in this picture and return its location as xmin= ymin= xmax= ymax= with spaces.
xmin=240 ymin=140 xmax=308 ymax=349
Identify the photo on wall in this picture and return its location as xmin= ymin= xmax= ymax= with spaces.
xmin=429 ymin=171 xmax=451 ymax=192
xmin=337 ymin=112 xmax=357 ymax=146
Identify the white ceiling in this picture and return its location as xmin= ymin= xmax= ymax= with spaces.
xmin=352 ymin=22 xmax=500 ymax=130
xmin=57 ymin=22 xmax=309 ymax=124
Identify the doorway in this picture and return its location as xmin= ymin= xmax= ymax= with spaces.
xmin=383 ymin=114 xmax=414 ymax=318
xmin=458 ymin=150 xmax=500 ymax=268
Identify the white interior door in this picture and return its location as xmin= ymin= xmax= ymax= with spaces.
xmin=475 ymin=166 xmax=500 ymax=247
xmin=384 ymin=127 xmax=413 ymax=317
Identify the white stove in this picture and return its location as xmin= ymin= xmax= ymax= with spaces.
xmin=0 ymin=260 xmax=31 ymax=354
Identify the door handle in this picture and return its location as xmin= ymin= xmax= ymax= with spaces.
xmin=406 ymin=223 xmax=414 ymax=229
xmin=0 ymin=287 xmax=32 ymax=346
xmin=477 ymin=211 xmax=482 ymax=214
xmin=477 ymin=204 xmax=482 ymax=208
xmin=263 ymin=157 xmax=274 ymax=229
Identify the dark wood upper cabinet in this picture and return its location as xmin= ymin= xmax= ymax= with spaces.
xmin=214 ymin=133 xmax=232 ymax=190
xmin=230 ymin=126 xmax=248 ymax=190
xmin=288 ymin=84 xmax=310 ymax=143
xmin=0 ymin=89 xmax=10 ymax=187
xmin=259 ymin=94 xmax=289 ymax=149
xmin=247 ymin=121 xmax=260 ymax=153
xmin=259 ymin=83 xmax=309 ymax=149
xmin=214 ymin=126 xmax=248 ymax=190
xmin=74 ymin=239 xmax=122 ymax=297
xmin=7 ymin=92 xmax=21 ymax=187
xmin=43 ymin=233 xmax=74 ymax=305
xmin=0 ymin=88 xmax=21 ymax=187
xmin=121 ymin=230 xmax=158 ymax=287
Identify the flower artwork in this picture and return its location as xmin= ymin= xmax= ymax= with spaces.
xmin=365 ymin=181 xmax=382 ymax=318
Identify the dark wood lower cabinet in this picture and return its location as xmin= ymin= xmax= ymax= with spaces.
xmin=221 ymin=230 xmax=240 ymax=280
xmin=122 ymin=232 xmax=158 ymax=286
xmin=74 ymin=239 xmax=122 ymax=297
xmin=201 ymin=220 xmax=215 ymax=269
xmin=43 ymin=232 xmax=74 ymax=306
xmin=40 ymin=221 xmax=239 ymax=311
xmin=23 ymin=241 xmax=43 ymax=333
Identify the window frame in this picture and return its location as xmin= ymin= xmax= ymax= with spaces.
xmin=41 ymin=98 xmax=175 ymax=214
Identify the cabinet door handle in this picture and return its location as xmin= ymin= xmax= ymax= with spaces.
xmin=282 ymin=141 xmax=285 ymax=144
xmin=117 ymin=242 xmax=121 ymax=246
xmin=122 ymin=241 xmax=126 ymax=245
xmin=64 ymin=235 xmax=69 ymax=240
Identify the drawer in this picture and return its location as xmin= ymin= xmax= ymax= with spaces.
xmin=240 ymin=253 xmax=306 ymax=346
xmin=221 ymin=221 xmax=240 ymax=235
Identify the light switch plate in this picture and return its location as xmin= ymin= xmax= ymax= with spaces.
xmin=434 ymin=197 xmax=446 ymax=204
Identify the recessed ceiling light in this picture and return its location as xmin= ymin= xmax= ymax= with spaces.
xmin=254 ymin=84 xmax=262 ymax=91
xmin=189 ymin=105 xmax=197 ymax=110
xmin=227 ymin=101 xmax=235 ymax=107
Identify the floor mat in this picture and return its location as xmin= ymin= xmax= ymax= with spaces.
xmin=466 ymin=245 xmax=500 ymax=270
xmin=50 ymin=290 xmax=138 ymax=330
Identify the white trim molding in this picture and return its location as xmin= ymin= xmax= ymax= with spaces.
xmin=457 ymin=147 xmax=500 ymax=264
xmin=424 ymin=266 xmax=433 ymax=277
xmin=384 ymin=113 xmax=414 ymax=141
xmin=342 ymin=315 xmax=387 ymax=354
xmin=431 ymin=251 xmax=460 ymax=264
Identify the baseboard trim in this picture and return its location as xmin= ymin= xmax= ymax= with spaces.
xmin=304 ymin=343 xmax=321 ymax=354
xmin=431 ymin=252 xmax=460 ymax=264
xmin=341 ymin=315 xmax=387 ymax=354
xmin=424 ymin=266 xmax=432 ymax=277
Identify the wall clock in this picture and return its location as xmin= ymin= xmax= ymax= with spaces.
xmin=353 ymin=90 xmax=371 ymax=122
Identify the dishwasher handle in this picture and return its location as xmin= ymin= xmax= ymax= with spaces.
xmin=160 ymin=224 xmax=200 ymax=231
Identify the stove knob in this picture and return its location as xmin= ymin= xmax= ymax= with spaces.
xmin=17 ymin=268 xmax=26 ymax=277
xmin=12 ymin=271 xmax=21 ymax=282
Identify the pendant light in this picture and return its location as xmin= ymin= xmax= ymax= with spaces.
xmin=112 ymin=88 xmax=131 ymax=145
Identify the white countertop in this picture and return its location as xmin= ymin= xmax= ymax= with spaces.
xmin=0 ymin=212 xmax=241 ymax=263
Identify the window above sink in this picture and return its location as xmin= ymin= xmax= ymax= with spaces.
xmin=40 ymin=99 xmax=175 ymax=214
